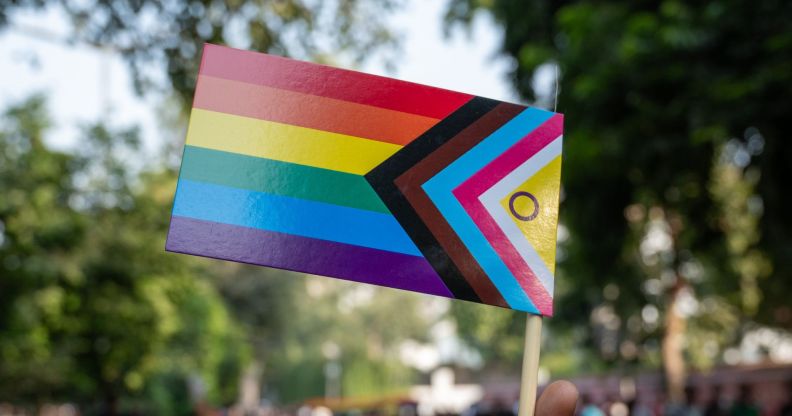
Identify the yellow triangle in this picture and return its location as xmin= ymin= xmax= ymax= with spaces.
xmin=499 ymin=155 xmax=562 ymax=275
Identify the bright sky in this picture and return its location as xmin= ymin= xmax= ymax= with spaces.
xmin=377 ymin=0 xmax=518 ymax=101
xmin=0 ymin=0 xmax=517 ymax=154
xmin=0 ymin=7 xmax=163 ymax=153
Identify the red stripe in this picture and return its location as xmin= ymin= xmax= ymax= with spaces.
xmin=193 ymin=75 xmax=440 ymax=146
xmin=199 ymin=43 xmax=474 ymax=119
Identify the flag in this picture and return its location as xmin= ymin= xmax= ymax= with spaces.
xmin=166 ymin=44 xmax=563 ymax=315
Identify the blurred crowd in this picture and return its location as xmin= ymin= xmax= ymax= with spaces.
xmin=453 ymin=381 xmax=792 ymax=416
xmin=578 ymin=384 xmax=792 ymax=416
xmin=572 ymin=383 xmax=792 ymax=416
xmin=3 ymin=382 xmax=792 ymax=416
xmin=3 ymin=367 xmax=792 ymax=416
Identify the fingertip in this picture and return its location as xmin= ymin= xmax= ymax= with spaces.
xmin=536 ymin=380 xmax=579 ymax=416
xmin=550 ymin=380 xmax=579 ymax=400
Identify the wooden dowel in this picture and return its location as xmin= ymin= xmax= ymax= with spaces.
xmin=517 ymin=314 xmax=543 ymax=416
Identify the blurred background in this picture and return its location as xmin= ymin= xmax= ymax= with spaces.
xmin=1 ymin=0 xmax=791 ymax=415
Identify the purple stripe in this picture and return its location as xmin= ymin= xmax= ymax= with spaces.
xmin=166 ymin=216 xmax=453 ymax=298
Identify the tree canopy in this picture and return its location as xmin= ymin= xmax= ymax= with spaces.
xmin=0 ymin=95 xmax=251 ymax=412
xmin=0 ymin=1 xmax=428 ymax=411
xmin=3 ymin=0 xmax=792 ymax=409
xmin=0 ymin=92 xmax=440 ymax=412
xmin=0 ymin=0 xmax=403 ymax=104
xmin=447 ymin=0 xmax=792 ymax=399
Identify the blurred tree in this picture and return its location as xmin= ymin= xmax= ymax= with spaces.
xmin=1 ymin=0 xmax=439 ymax=408
xmin=214 ymin=267 xmax=437 ymax=403
xmin=1 ymin=0 xmax=419 ymax=409
xmin=0 ymin=0 xmax=403 ymax=106
xmin=0 ymin=94 xmax=431 ymax=411
xmin=447 ymin=0 xmax=792 ymax=401
xmin=0 ymin=96 xmax=248 ymax=414
xmin=0 ymin=95 xmax=82 ymax=405
xmin=450 ymin=302 xmax=527 ymax=369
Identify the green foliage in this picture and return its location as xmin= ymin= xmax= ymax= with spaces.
xmin=0 ymin=0 xmax=424 ymax=408
xmin=240 ymin=276 xmax=432 ymax=403
xmin=447 ymin=0 xmax=792 ymax=375
xmin=0 ymin=96 xmax=85 ymax=401
xmin=0 ymin=0 xmax=403 ymax=105
xmin=0 ymin=94 xmax=431 ymax=408
xmin=450 ymin=302 xmax=526 ymax=367
xmin=0 ymin=96 xmax=248 ymax=413
xmin=0 ymin=0 xmax=433 ymax=408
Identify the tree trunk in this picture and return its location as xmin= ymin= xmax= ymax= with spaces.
xmin=661 ymin=282 xmax=687 ymax=403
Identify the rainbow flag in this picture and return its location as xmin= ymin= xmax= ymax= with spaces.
xmin=166 ymin=44 xmax=563 ymax=316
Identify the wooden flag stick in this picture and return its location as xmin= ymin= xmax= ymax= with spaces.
xmin=518 ymin=314 xmax=543 ymax=416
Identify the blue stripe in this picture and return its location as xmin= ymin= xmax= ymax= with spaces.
xmin=173 ymin=179 xmax=422 ymax=256
xmin=422 ymin=108 xmax=554 ymax=312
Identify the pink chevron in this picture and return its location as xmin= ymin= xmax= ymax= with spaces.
xmin=451 ymin=114 xmax=563 ymax=315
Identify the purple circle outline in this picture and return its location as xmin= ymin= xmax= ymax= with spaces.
xmin=508 ymin=191 xmax=539 ymax=221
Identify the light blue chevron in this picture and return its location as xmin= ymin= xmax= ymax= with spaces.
xmin=421 ymin=107 xmax=554 ymax=313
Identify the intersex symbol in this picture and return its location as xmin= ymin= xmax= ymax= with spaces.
xmin=508 ymin=191 xmax=539 ymax=222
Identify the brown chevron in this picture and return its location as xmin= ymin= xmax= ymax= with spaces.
xmin=394 ymin=103 xmax=524 ymax=307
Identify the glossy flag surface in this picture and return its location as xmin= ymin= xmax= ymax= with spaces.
xmin=167 ymin=44 xmax=563 ymax=315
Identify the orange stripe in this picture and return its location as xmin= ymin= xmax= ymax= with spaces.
xmin=193 ymin=75 xmax=440 ymax=146
xmin=200 ymin=44 xmax=473 ymax=119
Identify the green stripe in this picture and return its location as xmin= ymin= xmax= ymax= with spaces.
xmin=180 ymin=145 xmax=390 ymax=213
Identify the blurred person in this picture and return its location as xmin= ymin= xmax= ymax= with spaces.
xmin=398 ymin=402 xmax=418 ymax=416
xmin=665 ymin=386 xmax=701 ymax=416
xmin=627 ymin=394 xmax=652 ymax=416
xmin=780 ymin=381 xmax=792 ymax=416
xmin=654 ymin=392 xmax=669 ymax=416
xmin=512 ymin=394 xmax=520 ymax=416
xmin=606 ymin=394 xmax=628 ymax=416
xmin=579 ymin=393 xmax=605 ymax=416
xmin=608 ymin=401 xmax=628 ymax=416
xmin=467 ymin=400 xmax=490 ymax=416
xmin=703 ymin=386 xmax=727 ymax=416
xmin=729 ymin=385 xmax=759 ymax=416
xmin=490 ymin=398 xmax=515 ymax=416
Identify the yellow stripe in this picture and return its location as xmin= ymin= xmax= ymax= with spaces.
xmin=186 ymin=108 xmax=403 ymax=175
